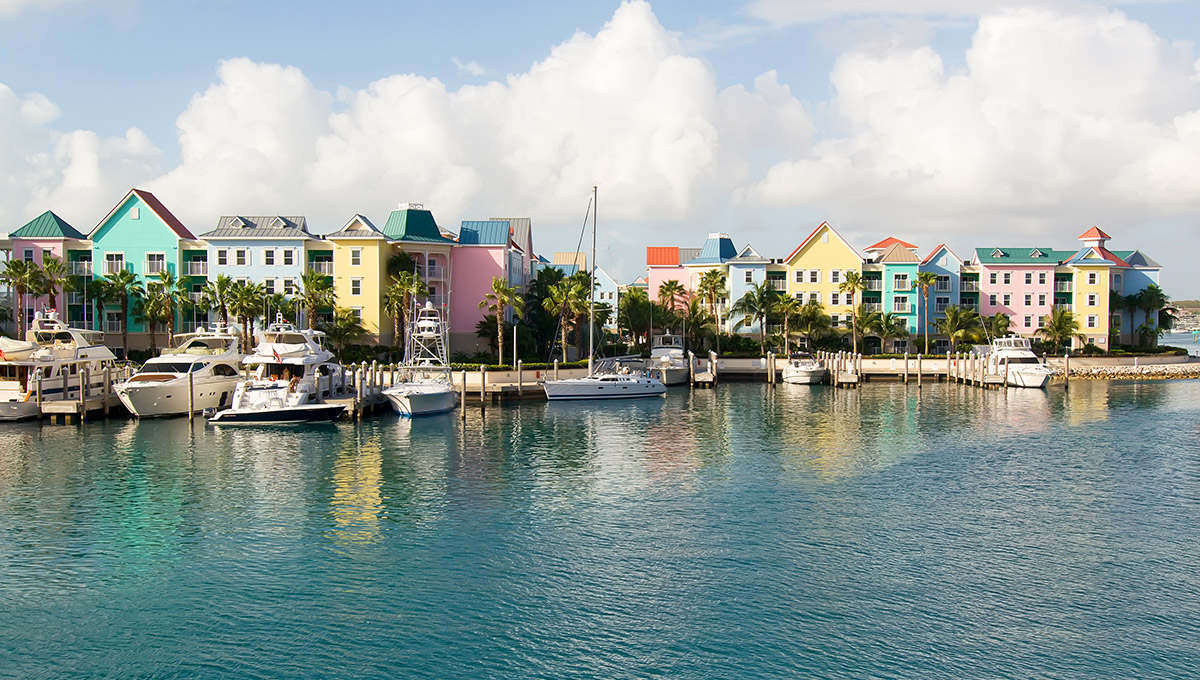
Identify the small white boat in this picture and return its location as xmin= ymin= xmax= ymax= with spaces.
xmin=985 ymin=336 xmax=1055 ymax=388
xmin=383 ymin=301 xmax=456 ymax=417
xmin=644 ymin=334 xmax=689 ymax=385
xmin=114 ymin=325 xmax=244 ymax=417
xmin=544 ymin=359 xmax=666 ymax=401
xmin=0 ymin=310 xmax=116 ymax=421
xmin=207 ymin=317 xmax=349 ymax=425
xmin=782 ymin=352 xmax=827 ymax=384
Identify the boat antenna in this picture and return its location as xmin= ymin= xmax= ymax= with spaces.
xmin=589 ymin=185 xmax=596 ymax=376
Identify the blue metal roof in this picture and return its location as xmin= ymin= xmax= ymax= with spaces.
xmin=458 ymin=220 xmax=511 ymax=245
xmin=684 ymin=233 xmax=737 ymax=265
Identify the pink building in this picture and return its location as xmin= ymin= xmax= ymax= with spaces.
xmin=448 ymin=220 xmax=528 ymax=355
xmin=974 ymin=247 xmax=1067 ymax=335
xmin=645 ymin=246 xmax=700 ymax=302
xmin=8 ymin=211 xmax=89 ymax=329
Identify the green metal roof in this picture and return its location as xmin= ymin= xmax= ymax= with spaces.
xmin=458 ymin=220 xmax=511 ymax=245
xmin=382 ymin=207 xmax=455 ymax=243
xmin=11 ymin=211 xmax=85 ymax=239
xmin=974 ymin=247 xmax=1073 ymax=265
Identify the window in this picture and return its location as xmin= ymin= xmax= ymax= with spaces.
xmin=1024 ymin=294 xmax=1032 ymax=306
xmin=749 ymin=271 xmax=757 ymax=284
xmin=1003 ymin=272 xmax=1011 ymax=285
xmin=1112 ymin=274 xmax=1122 ymax=290
xmin=105 ymin=310 xmax=123 ymax=334
xmin=1037 ymin=316 xmax=1045 ymax=328
xmin=1088 ymin=272 xmax=1098 ymax=285
xmin=351 ymin=278 xmax=362 ymax=296
xmin=793 ymin=270 xmax=802 ymax=283
xmin=217 ymin=249 xmax=228 ymax=266
xmin=1037 ymin=294 xmax=1045 ymax=306
xmin=284 ymin=279 xmax=297 ymax=294
xmin=892 ymin=296 xmax=909 ymax=313
xmin=989 ymin=272 xmax=997 ymax=284
xmin=893 ymin=274 xmax=909 ymax=290
xmin=808 ymin=292 xmax=818 ymax=303
xmin=350 ymin=307 xmax=362 ymax=320
xmin=935 ymin=275 xmax=950 ymax=291
xmin=236 ymin=278 xmax=250 ymax=286
xmin=236 ymin=249 xmax=249 ymax=266
xmin=1024 ymin=315 xmax=1032 ymax=328
xmin=22 ymin=248 xmax=34 ymax=262
xmin=830 ymin=292 xmax=840 ymax=306
xmin=935 ymin=296 xmax=949 ymax=313
xmin=989 ymin=294 xmax=997 ymax=306
xmin=1087 ymin=294 xmax=1097 ymax=306
xmin=1025 ymin=272 xmax=1032 ymax=285
xmin=830 ymin=314 xmax=839 ymax=326
xmin=351 ymin=248 xmax=362 ymax=266
xmin=821 ymin=234 xmax=829 ymax=244
xmin=264 ymin=249 xmax=275 ymax=266
xmin=283 ymin=249 xmax=295 ymax=266
xmin=1087 ymin=315 xmax=1097 ymax=328
xmin=129 ymin=207 xmax=140 ymax=220
xmin=264 ymin=279 xmax=275 ymax=294
xmin=831 ymin=270 xmax=841 ymax=284
xmin=1039 ymin=272 xmax=1046 ymax=285
xmin=809 ymin=270 xmax=819 ymax=283
xmin=104 ymin=253 xmax=125 ymax=274
xmin=1002 ymin=294 xmax=1011 ymax=306
xmin=794 ymin=292 xmax=804 ymax=300
xmin=145 ymin=253 xmax=165 ymax=275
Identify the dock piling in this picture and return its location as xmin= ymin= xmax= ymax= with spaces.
xmin=460 ymin=371 xmax=467 ymax=417
xmin=480 ymin=366 xmax=487 ymax=411
xmin=188 ymin=370 xmax=195 ymax=424
xmin=517 ymin=360 xmax=523 ymax=395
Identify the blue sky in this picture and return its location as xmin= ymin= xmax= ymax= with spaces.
xmin=2 ymin=0 xmax=1199 ymax=296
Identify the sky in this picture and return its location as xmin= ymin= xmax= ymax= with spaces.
xmin=2 ymin=0 xmax=1200 ymax=297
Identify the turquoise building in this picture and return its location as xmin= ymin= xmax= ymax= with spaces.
xmin=862 ymin=238 xmax=921 ymax=351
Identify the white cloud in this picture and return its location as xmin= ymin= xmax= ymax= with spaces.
xmin=0 ymin=0 xmax=94 ymax=19
xmin=452 ymin=57 xmax=487 ymax=77
xmin=743 ymin=0 xmax=1191 ymax=26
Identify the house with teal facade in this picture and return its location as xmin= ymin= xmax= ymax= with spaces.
xmin=863 ymin=238 xmax=921 ymax=349
xmin=87 ymin=189 xmax=198 ymax=350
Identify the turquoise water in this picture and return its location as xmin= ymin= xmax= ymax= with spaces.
xmin=2 ymin=381 xmax=1199 ymax=679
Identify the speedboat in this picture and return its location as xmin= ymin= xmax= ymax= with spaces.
xmin=782 ymin=352 xmax=827 ymax=384
xmin=114 ymin=325 xmax=243 ymax=417
xmin=544 ymin=358 xmax=666 ymax=401
xmin=207 ymin=317 xmax=349 ymax=425
xmin=643 ymin=334 xmax=689 ymax=385
xmin=0 ymin=310 xmax=116 ymax=421
xmin=985 ymin=335 xmax=1055 ymax=388
xmin=382 ymin=301 xmax=456 ymax=417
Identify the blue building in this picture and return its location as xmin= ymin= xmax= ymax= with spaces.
xmin=919 ymin=244 xmax=964 ymax=352
xmin=724 ymin=244 xmax=770 ymax=336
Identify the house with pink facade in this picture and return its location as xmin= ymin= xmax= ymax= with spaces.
xmin=645 ymin=246 xmax=700 ymax=301
xmin=973 ymin=246 xmax=1068 ymax=336
xmin=8 ymin=211 xmax=90 ymax=329
xmin=448 ymin=219 xmax=530 ymax=354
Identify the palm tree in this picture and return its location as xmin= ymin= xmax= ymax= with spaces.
xmin=153 ymin=270 xmax=190 ymax=342
xmin=775 ymin=295 xmax=802 ymax=352
xmin=1137 ymin=284 xmax=1170 ymax=347
xmin=697 ymin=269 xmax=726 ymax=350
xmin=383 ymin=271 xmax=427 ymax=348
xmin=386 ymin=249 xmax=419 ymax=281
xmin=981 ymin=312 xmax=1011 ymax=341
xmin=479 ymin=277 xmax=525 ymax=363
xmin=730 ymin=281 xmax=778 ymax=355
xmin=229 ymin=281 xmax=266 ymax=353
xmin=874 ymin=312 xmax=910 ymax=354
xmin=618 ymin=287 xmax=652 ymax=351
xmin=657 ymin=279 xmax=687 ymax=331
xmin=264 ymin=293 xmax=298 ymax=326
xmin=794 ymin=300 xmax=832 ymax=347
xmin=682 ymin=296 xmax=716 ymax=351
xmin=134 ymin=282 xmax=173 ymax=356
xmin=0 ymin=260 xmax=44 ymax=335
xmin=199 ymin=274 xmax=237 ymax=328
xmin=543 ymin=277 xmax=588 ymax=360
xmin=38 ymin=254 xmax=74 ymax=311
xmin=913 ymin=271 xmax=939 ymax=353
xmin=102 ymin=269 xmax=144 ymax=359
xmin=935 ymin=305 xmax=983 ymax=349
xmin=852 ymin=304 xmax=882 ymax=353
xmin=320 ymin=307 xmax=367 ymax=360
xmin=1036 ymin=307 xmax=1083 ymax=353
xmin=298 ymin=269 xmax=336 ymax=330
xmin=838 ymin=271 xmax=865 ymax=354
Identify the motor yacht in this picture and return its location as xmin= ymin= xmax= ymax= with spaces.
xmin=0 ymin=310 xmax=116 ymax=421
xmin=382 ymin=301 xmax=457 ymax=417
xmin=644 ymin=334 xmax=689 ymax=386
xmin=114 ymin=325 xmax=243 ymax=417
xmin=782 ymin=352 xmax=827 ymax=384
xmin=985 ymin=336 xmax=1055 ymax=388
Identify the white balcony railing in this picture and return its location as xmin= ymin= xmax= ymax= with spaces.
xmin=863 ymin=303 xmax=882 ymax=312
xmin=1053 ymin=303 xmax=1072 ymax=311
xmin=1054 ymin=282 xmax=1073 ymax=292
xmin=961 ymin=303 xmax=978 ymax=312
xmin=188 ymin=292 xmax=204 ymax=303
xmin=892 ymin=305 xmax=910 ymax=314
xmin=426 ymin=264 xmax=448 ymax=279
xmin=309 ymin=261 xmax=334 ymax=274
xmin=102 ymin=261 xmax=129 ymax=275
xmin=104 ymin=319 xmax=123 ymax=334
xmin=961 ymin=281 xmax=980 ymax=292
xmin=766 ymin=280 xmax=786 ymax=291
xmin=69 ymin=261 xmax=92 ymax=276
xmin=935 ymin=303 xmax=949 ymax=313
xmin=144 ymin=259 xmax=166 ymax=275
xmin=864 ymin=279 xmax=883 ymax=291
xmin=185 ymin=261 xmax=208 ymax=276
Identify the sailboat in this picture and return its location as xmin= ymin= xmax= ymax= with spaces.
xmin=382 ymin=300 xmax=457 ymax=416
xmin=543 ymin=186 xmax=666 ymax=401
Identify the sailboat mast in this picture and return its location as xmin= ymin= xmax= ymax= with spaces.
xmin=588 ymin=185 xmax=596 ymax=376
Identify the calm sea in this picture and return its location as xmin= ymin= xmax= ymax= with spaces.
xmin=1 ymin=380 xmax=1198 ymax=679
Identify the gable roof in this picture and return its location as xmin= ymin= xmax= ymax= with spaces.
xmin=11 ymin=210 xmax=86 ymax=239
xmin=490 ymin=217 xmax=533 ymax=257
xmin=200 ymin=215 xmax=312 ymax=239
xmin=685 ymin=233 xmax=738 ymax=265
xmin=920 ymin=243 xmax=963 ymax=266
xmin=1078 ymin=226 xmax=1112 ymax=240
xmin=458 ymin=220 xmax=514 ymax=247
xmin=729 ymin=244 xmax=769 ymax=264
xmin=382 ymin=204 xmax=455 ymax=244
xmin=647 ymin=246 xmax=680 ymax=266
xmin=326 ymin=214 xmax=385 ymax=239
xmin=784 ymin=221 xmax=863 ymax=263
xmin=91 ymin=188 xmax=195 ymax=240
xmin=1063 ymin=246 xmax=1129 ymax=267
xmin=875 ymin=242 xmax=921 ymax=264
xmin=1111 ymin=250 xmax=1161 ymax=268
xmin=866 ymin=236 xmax=917 ymax=251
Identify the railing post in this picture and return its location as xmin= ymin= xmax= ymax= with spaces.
xmin=188 ymin=370 xmax=195 ymax=424
xmin=103 ymin=366 xmax=110 ymax=419
xmin=903 ymin=352 xmax=909 ymax=384
xmin=917 ymin=351 xmax=922 ymax=388
xmin=1064 ymin=352 xmax=1070 ymax=391
xmin=517 ymin=360 xmax=523 ymax=395
xmin=480 ymin=365 xmax=487 ymax=410
xmin=946 ymin=351 xmax=951 ymax=382
xmin=460 ymin=370 xmax=467 ymax=417
xmin=80 ymin=365 xmax=88 ymax=418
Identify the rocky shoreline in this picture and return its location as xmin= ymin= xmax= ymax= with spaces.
xmin=1053 ymin=363 xmax=1200 ymax=380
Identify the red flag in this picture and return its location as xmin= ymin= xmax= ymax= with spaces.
xmin=273 ymin=348 xmax=281 ymax=363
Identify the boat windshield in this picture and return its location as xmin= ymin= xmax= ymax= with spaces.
xmin=139 ymin=361 xmax=200 ymax=374
xmin=170 ymin=338 xmax=232 ymax=355
xmin=258 ymin=363 xmax=307 ymax=379
xmin=0 ymin=365 xmax=31 ymax=381
xmin=262 ymin=333 xmax=308 ymax=345
xmin=33 ymin=331 xmax=75 ymax=345
xmin=1004 ymin=357 xmax=1043 ymax=365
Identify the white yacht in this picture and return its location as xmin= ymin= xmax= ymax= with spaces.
xmin=985 ymin=336 xmax=1055 ymax=388
xmin=0 ymin=310 xmax=117 ymax=421
xmin=114 ymin=325 xmax=243 ymax=417
xmin=207 ymin=317 xmax=349 ymax=424
xmin=644 ymin=334 xmax=689 ymax=385
xmin=782 ymin=352 xmax=827 ymax=384
xmin=544 ymin=358 xmax=667 ymax=401
xmin=382 ymin=301 xmax=457 ymax=417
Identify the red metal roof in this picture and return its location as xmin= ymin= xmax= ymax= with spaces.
xmin=1095 ymin=246 xmax=1129 ymax=267
xmin=132 ymin=189 xmax=195 ymax=240
xmin=1078 ymin=226 xmax=1111 ymax=241
xmin=646 ymin=246 xmax=680 ymax=266
xmin=866 ymin=236 xmax=917 ymax=251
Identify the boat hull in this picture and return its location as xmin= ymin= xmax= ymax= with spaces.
xmin=383 ymin=384 xmax=457 ymax=417
xmin=782 ymin=368 xmax=826 ymax=384
xmin=207 ymin=403 xmax=346 ymax=425
xmin=115 ymin=378 xmax=239 ymax=418
xmin=1006 ymin=369 xmax=1052 ymax=389
xmin=645 ymin=365 xmax=689 ymax=386
xmin=543 ymin=377 xmax=667 ymax=401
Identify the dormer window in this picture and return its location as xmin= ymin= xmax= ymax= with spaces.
xmin=1030 ymin=249 xmax=1044 ymax=258
xmin=270 ymin=216 xmax=287 ymax=229
xmin=990 ymin=248 xmax=1005 ymax=258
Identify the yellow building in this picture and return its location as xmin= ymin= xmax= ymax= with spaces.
xmin=784 ymin=222 xmax=864 ymax=327
xmin=1069 ymin=258 xmax=1112 ymax=347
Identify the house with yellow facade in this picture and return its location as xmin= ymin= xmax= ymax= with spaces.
xmin=783 ymin=222 xmax=864 ymax=328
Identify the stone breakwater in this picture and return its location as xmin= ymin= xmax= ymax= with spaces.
xmin=1052 ymin=363 xmax=1200 ymax=380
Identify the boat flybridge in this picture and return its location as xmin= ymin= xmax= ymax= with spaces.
xmin=644 ymin=334 xmax=689 ymax=386
xmin=985 ymin=335 xmax=1055 ymax=388
xmin=383 ymin=301 xmax=457 ymax=417
xmin=114 ymin=324 xmax=243 ymax=417
xmin=782 ymin=352 xmax=827 ymax=385
xmin=206 ymin=316 xmax=349 ymax=424
xmin=0 ymin=309 xmax=116 ymax=421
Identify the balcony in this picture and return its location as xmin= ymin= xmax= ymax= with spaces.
xmin=69 ymin=261 xmax=92 ymax=276
xmin=426 ymin=264 xmax=448 ymax=279
xmin=67 ymin=293 xmax=85 ymax=305
xmin=1054 ymin=281 xmax=1073 ymax=292
xmin=185 ymin=261 xmax=208 ymax=276
xmin=935 ymin=303 xmax=949 ymax=313
xmin=188 ymin=291 xmax=204 ymax=303
xmin=102 ymin=261 xmax=129 ymax=275
xmin=1053 ymin=303 xmax=1072 ymax=312
xmin=864 ymin=279 xmax=883 ymax=291
xmin=766 ymin=279 xmax=787 ymax=291
xmin=961 ymin=281 xmax=980 ymax=292
xmin=309 ymin=261 xmax=334 ymax=275
xmin=104 ymin=319 xmax=123 ymax=334
xmin=862 ymin=303 xmax=882 ymax=312
xmin=144 ymin=260 xmax=166 ymax=276
xmin=892 ymin=305 xmax=911 ymax=314
xmin=961 ymin=303 xmax=978 ymax=312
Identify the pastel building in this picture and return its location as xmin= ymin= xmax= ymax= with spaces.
xmin=381 ymin=204 xmax=455 ymax=315
xmin=919 ymin=245 xmax=964 ymax=352
xmin=784 ymin=222 xmax=864 ymax=328
xmin=449 ymin=219 xmax=529 ymax=354
xmin=724 ymin=245 xmax=771 ymax=335
xmin=862 ymin=239 xmax=921 ymax=338
xmin=593 ymin=266 xmax=620 ymax=330
xmin=8 ymin=211 xmax=89 ymax=328
xmin=645 ymin=247 xmax=700 ymax=301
